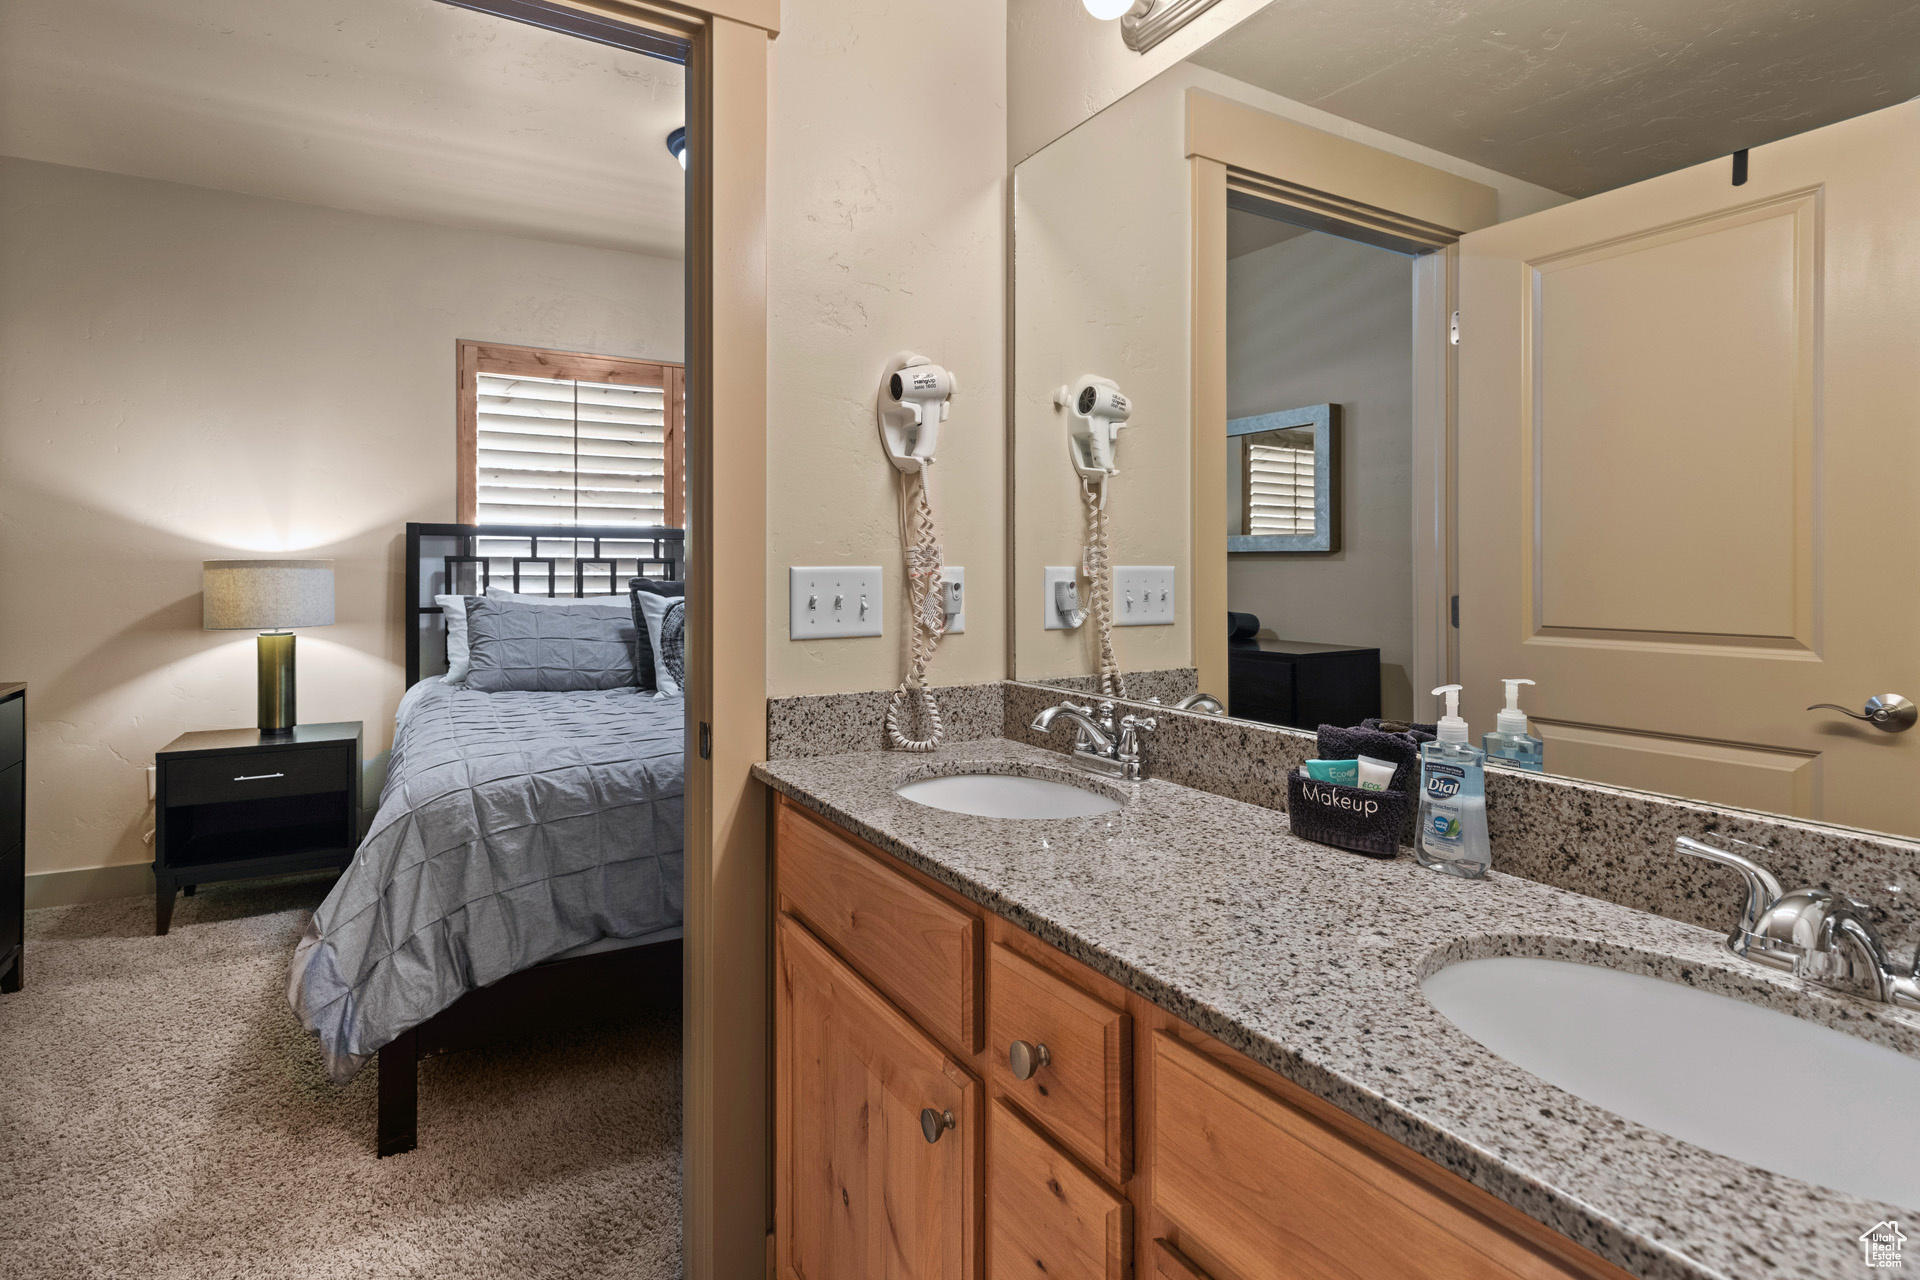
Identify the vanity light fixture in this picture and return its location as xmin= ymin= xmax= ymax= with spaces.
xmin=666 ymin=126 xmax=687 ymax=170
xmin=1082 ymin=0 xmax=1223 ymax=52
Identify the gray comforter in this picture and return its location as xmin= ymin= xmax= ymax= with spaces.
xmin=289 ymin=680 xmax=684 ymax=1083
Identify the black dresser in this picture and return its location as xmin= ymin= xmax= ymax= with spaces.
xmin=1 ymin=683 xmax=24 ymax=993
xmin=1227 ymin=638 xmax=1381 ymax=731
xmin=153 ymin=722 xmax=361 ymax=935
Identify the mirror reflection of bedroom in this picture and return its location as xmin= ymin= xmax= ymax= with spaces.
xmin=0 ymin=0 xmax=691 ymax=1269
xmin=1224 ymin=212 xmax=1419 ymax=725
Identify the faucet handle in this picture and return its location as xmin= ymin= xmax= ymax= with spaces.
xmin=1119 ymin=713 xmax=1156 ymax=733
xmin=1676 ymin=835 xmax=1786 ymax=939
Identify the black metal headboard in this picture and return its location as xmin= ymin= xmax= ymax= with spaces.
xmin=405 ymin=522 xmax=685 ymax=686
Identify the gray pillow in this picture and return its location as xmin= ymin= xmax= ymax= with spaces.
xmin=464 ymin=596 xmax=638 ymax=692
xmin=628 ymin=576 xmax=686 ymax=692
xmin=659 ymin=599 xmax=686 ymax=691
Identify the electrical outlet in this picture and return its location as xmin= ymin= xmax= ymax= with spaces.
xmin=941 ymin=566 xmax=965 ymax=634
xmin=147 ymin=765 xmax=157 ymax=802
xmin=1043 ymin=566 xmax=1080 ymax=630
xmin=1113 ymin=565 xmax=1176 ymax=626
xmin=789 ymin=566 xmax=884 ymax=640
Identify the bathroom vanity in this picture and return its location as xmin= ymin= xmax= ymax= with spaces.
xmin=770 ymin=789 xmax=1634 ymax=1280
xmin=759 ymin=727 xmax=1916 ymax=1280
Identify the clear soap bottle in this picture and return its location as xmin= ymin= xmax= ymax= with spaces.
xmin=1416 ymin=684 xmax=1490 ymax=879
xmin=1482 ymin=678 xmax=1545 ymax=772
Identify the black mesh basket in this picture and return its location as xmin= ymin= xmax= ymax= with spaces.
xmin=1286 ymin=772 xmax=1409 ymax=859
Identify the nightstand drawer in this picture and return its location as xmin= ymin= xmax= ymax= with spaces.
xmin=0 ymin=696 xmax=21 ymax=773
xmin=165 ymin=746 xmax=348 ymax=807
xmin=0 ymin=762 xmax=19 ymax=841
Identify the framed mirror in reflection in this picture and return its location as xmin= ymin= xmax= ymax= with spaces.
xmin=1009 ymin=5 xmax=1920 ymax=839
xmin=1228 ymin=404 xmax=1338 ymax=554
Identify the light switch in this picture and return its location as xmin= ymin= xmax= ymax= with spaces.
xmin=789 ymin=566 xmax=883 ymax=639
xmin=1113 ymin=565 xmax=1175 ymax=626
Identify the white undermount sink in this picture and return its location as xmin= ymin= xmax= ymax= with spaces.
xmin=1424 ymin=956 xmax=1920 ymax=1207
xmin=895 ymin=772 xmax=1123 ymax=820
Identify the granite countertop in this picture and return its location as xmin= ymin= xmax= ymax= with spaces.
xmin=755 ymin=738 xmax=1918 ymax=1280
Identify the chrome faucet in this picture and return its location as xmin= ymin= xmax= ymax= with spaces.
xmin=1030 ymin=700 xmax=1156 ymax=782
xmin=1678 ymin=835 xmax=1920 ymax=1008
xmin=1168 ymin=691 xmax=1226 ymax=715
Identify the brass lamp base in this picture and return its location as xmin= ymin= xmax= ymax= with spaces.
xmin=258 ymin=632 xmax=297 ymax=735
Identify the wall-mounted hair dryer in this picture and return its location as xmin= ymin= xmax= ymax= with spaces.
xmin=1055 ymin=375 xmax=1131 ymax=481
xmin=878 ymin=351 xmax=957 ymax=473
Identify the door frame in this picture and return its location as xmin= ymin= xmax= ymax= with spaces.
xmin=487 ymin=4 xmax=775 ymax=1277
xmin=1184 ymin=90 xmax=1492 ymax=718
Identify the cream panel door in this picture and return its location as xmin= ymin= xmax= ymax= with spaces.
xmin=1458 ymin=99 xmax=1920 ymax=838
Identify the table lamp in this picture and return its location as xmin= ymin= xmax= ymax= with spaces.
xmin=203 ymin=560 xmax=335 ymax=735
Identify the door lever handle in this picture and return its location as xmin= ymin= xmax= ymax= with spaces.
xmin=1807 ymin=695 xmax=1917 ymax=733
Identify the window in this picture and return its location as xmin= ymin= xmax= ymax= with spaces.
xmin=1243 ymin=427 xmax=1317 ymax=536
xmin=457 ymin=340 xmax=684 ymax=528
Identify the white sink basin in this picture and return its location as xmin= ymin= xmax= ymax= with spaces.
xmin=895 ymin=772 xmax=1123 ymax=820
xmin=1424 ymin=956 xmax=1920 ymax=1207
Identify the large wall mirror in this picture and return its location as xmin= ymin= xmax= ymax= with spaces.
xmin=1009 ymin=3 xmax=1920 ymax=839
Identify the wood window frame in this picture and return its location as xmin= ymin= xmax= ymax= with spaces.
xmin=456 ymin=338 xmax=687 ymax=527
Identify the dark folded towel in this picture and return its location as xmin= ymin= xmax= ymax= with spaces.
xmin=1316 ymin=723 xmax=1421 ymax=796
xmin=1363 ymin=717 xmax=1436 ymax=743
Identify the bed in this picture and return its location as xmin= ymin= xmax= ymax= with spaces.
xmin=288 ymin=522 xmax=686 ymax=1156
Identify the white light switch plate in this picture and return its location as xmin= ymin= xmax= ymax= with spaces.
xmin=1113 ymin=565 xmax=1175 ymax=626
xmin=789 ymin=566 xmax=884 ymax=639
xmin=1043 ymin=566 xmax=1080 ymax=630
xmin=941 ymin=566 xmax=965 ymax=634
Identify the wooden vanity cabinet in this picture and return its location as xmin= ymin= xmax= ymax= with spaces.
xmin=771 ymin=796 xmax=1635 ymax=1280
xmin=776 ymin=914 xmax=979 ymax=1280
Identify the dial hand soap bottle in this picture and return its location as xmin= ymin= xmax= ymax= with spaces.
xmin=1416 ymin=685 xmax=1490 ymax=879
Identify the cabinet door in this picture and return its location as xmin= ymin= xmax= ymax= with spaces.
xmin=778 ymin=914 xmax=979 ymax=1280
xmin=988 ymin=1101 xmax=1129 ymax=1280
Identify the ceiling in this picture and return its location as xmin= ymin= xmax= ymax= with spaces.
xmin=1190 ymin=0 xmax=1920 ymax=196
xmin=0 ymin=0 xmax=685 ymax=257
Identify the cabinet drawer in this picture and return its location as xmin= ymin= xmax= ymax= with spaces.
xmin=1152 ymin=1033 xmax=1593 ymax=1280
xmin=0 ymin=695 xmax=21 ymax=773
xmin=164 ymin=746 xmax=348 ymax=807
xmin=988 ymin=943 xmax=1131 ymax=1180
xmin=776 ymin=798 xmax=982 ymax=1055
xmin=0 ymin=762 xmax=19 ymax=848
xmin=989 ymin=1101 xmax=1129 ymax=1280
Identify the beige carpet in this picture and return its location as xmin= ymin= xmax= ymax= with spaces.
xmin=0 ymin=878 xmax=682 ymax=1279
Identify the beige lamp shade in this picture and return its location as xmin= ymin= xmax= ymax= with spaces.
xmin=203 ymin=560 xmax=335 ymax=630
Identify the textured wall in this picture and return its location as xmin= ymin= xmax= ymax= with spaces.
xmin=764 ymin=0 xmax=1009 ymax=699
xmin=1226 ymin=230 xmax=1417 ymax=720
xmin=0 ymin=156 xmax=683 ymax=876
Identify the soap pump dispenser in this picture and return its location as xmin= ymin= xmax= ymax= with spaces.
xmin=1416 ymin=685 xmax=1490 ymax=879
xmin=1483 ymin=678 xmax=1545 ymax=772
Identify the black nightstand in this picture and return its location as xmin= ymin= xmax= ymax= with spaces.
xmin=153 ymin=722 xmax=361 ymax=935
xmin=1 ymin=682 xmax=24 ymax=992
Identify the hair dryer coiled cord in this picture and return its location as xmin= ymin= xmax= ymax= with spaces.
xmin=1080 ymin=477 xmax=1128 ymax=701
xmin=887 ymin=467 xmax=948 ymax=751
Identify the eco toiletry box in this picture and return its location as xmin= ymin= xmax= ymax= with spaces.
xmin=1286 ymin=772 xmax=1409 ymax=859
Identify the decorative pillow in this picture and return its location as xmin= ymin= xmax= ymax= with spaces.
xmin=627 ymin=576 xmax=687 ymax=692
xmin=634 ymin=588 xmax=684 ymax=697
xmin=433 ymin=594 xmax=472 ymax=683
xmin=659 ymin=599 xmax=687 ymax=692
xmin=463 ymin=596 xmax=638 ymax=692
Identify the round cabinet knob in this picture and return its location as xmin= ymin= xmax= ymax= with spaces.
xmin=1007 ymin=1039 xmax=1052 ymax=1081
xmin=919 ymin=1107 xmax=956 ymax=1144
